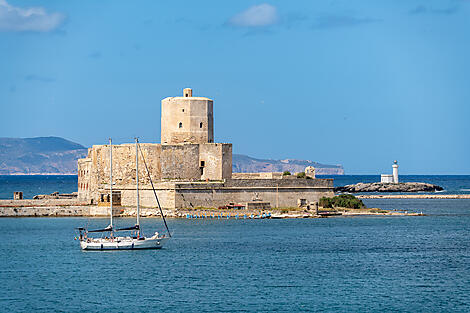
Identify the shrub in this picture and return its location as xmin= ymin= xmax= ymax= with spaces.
xmin=319 ymin=194 xmax=365 ymax=209
xmin=282 ymin=171 xmax=291 ymax=176
xmin=296 ymin=172 xmax=306 ymax=178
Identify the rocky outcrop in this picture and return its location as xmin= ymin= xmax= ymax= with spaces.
xmin=335 ymin=182 xmax=443 ymax=193
xmin=33 ymin=192 xmax=78 ymax=200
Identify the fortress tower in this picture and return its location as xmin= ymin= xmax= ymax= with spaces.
xmin=161 ymin=88 xmax=214 ymax=144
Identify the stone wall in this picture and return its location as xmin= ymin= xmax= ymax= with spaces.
xmin=78 ymin=142 xmax=233 ymax=204
xmin=0 ymin=206 xmax=87 ymax=217
xmin=78 ymin=157 xmax=92 ymax=202
xmin=172 ymin=178 xmax=334 ymax=209
xmin=0 ymin=199 xmax=85 ymax=207
xmin=104 ymin=178 xmax=333 ymax=209
xmin=199 ymin=143 xmax=232 ymax=181
xmin=222 ymin=144 xmax=232 ymax=180
xmin=161 ymin=144 xmax=200 ymax=180
xmin=232 ymin=172 xmax=283 ymax=179
xmin=118 ymin=183 xmax=176 ymax=208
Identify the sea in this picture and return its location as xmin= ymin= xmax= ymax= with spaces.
xmin=1 ymin=175 xmax=470 ymax=312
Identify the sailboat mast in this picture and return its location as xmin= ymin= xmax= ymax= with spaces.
xmin=109 ymin=138 xmax=113 ymax=230
xmin=135 ymin=138 xmax=140 ymax=229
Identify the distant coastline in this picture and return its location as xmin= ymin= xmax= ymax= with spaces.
xmin=0 ymin=136 xmax=344 ymax=175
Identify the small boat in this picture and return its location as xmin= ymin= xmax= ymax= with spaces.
xmin=77 ymin=138 xmax=171 ymax=250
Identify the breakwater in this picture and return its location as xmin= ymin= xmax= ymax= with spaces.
xmin=0 ymin=198 xmax=419 ymax=218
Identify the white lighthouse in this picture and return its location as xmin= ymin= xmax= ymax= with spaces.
xmin=392 ymin=160 xmax=399 ymax=183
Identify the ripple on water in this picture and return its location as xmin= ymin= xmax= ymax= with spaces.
xmin=0 ymin=200 xmax=470 ymax=312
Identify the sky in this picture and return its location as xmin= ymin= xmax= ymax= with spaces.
xmin=0 ymin=0 xmax=469 ymax=174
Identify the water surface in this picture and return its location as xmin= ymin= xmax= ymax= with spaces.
xmin=1 ymin=199 xmax=470 ymax=312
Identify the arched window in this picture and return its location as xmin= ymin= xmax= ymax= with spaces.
xmin=179 ymin=122 xmax=182 ymax=128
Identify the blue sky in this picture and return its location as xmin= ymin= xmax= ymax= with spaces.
xmin=0 ymin=0 xmax=469 ymax=174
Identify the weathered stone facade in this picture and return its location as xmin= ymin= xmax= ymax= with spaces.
xmin=78 ymin=142 xmax=232 ymax=203
xmin=77 ymin=88 xmax=333 ymax=208
xmin=161 ymin=89 xmax=214 ymax=144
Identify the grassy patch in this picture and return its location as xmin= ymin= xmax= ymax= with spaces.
xmin=320 ymin=194 xmax=366 ymax=209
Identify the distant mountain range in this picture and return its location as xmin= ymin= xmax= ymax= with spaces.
xmin=0 ymin=137 xmax=88 ymax=174
xmin=233 ymin=154 xmax=344 ymax=175
xmin=0 ymin=137 xmax=344 ymax=175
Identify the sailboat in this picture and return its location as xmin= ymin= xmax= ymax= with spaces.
xmin=77 ymin=138 xmax=171 ymax=250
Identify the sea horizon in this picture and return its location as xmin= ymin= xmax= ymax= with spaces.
xmin=1 ymin=174 xmax=470 ymax=200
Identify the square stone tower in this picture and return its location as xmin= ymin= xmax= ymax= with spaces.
xmin=161 ymin=88 xmax=214 ymax=144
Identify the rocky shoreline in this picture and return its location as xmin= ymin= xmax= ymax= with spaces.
xmin=0 ymin=200 xmax=421 ymax=218
xmin=335 ymin=182 xmax=443 ymax=193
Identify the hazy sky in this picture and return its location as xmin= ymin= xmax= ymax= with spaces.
xmin=1 ymin=0 xmax=469 ymax=174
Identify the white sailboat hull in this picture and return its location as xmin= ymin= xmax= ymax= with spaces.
xmin=80 ymin=236 xmax=169 ymax=250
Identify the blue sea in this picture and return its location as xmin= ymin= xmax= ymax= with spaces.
xmin=1 ymin=176 xmax=470 ymax=312
xmin=1 ymin=175 xmax=470 ymax=199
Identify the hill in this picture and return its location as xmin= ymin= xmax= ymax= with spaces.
xmin=0 ymin=137 xmax=344 ymax=175
xmin=232 ymin=154 xmax=344 ymax=175
xmin=0 ymin=137 xmax=88 ymax=174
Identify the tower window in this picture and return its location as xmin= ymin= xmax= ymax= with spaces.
xmin=200 ymin=122 xmax=203 ymax=128
xmin=200 ymin=161 xmax=205 ymax=167
xmin=182 ymin=109 xmax=184 ymax=112
xmin=179 ymin=122 xmax=182 ymax=128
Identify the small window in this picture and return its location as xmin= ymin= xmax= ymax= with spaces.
xmin=182 ymin=109 xmax=185 ymax=112
xmin=200 ymin=122 xmax=203 ymax=128
xmin=200 ymin=160 xmax=205 ymax=167
xmin=179 ymin=122 xmax=182 ymax=128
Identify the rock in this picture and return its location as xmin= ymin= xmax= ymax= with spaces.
xmin=335 ymin=182 xmax=443 ymax=193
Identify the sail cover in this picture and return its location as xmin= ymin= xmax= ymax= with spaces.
xmin=87 ymin=225 xmax=113 ymax=233
xmin=115 ymin=224 xmax=140 ymax=231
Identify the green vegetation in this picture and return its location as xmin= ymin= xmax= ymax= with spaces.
xmin=319 ymin=194 xmax=366 ymax=209
xmin=296 ymin=172 xmax=306 ymax=178
xmin=282 ymin=171 xmax=291 ymax=176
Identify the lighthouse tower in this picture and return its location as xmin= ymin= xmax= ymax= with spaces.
xmin=392 ymin=160 xmax=399 ymax=183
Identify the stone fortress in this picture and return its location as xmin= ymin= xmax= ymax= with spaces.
xmin=77 ymin=88 xmax=333 ymax=209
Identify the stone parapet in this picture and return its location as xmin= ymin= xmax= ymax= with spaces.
xmin=0 ymin=199 xmax=87 ymax=207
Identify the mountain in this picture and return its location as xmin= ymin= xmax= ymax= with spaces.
xmin=0 ymin=137 xmax=88 ymax=174
xmin=0 ymin=137 xmax=344 ymax=175
xmin=232 ymin=154 xmax=344 ymax=175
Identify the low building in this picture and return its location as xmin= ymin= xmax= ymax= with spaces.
xmin=381 ymin=174 xmax=393 ymax=183
xmin=77 ymin=88 xmax=333 ymax=208
xmin=380 ymin=161 xmax=399 ymax=183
